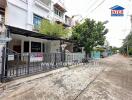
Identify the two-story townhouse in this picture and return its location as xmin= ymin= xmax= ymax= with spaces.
xmin=3 ymin=0 xmax=72 ymax=56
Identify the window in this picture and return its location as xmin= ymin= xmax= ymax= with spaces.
xmin=54 ymin=8 xmax=58 ymax=15
xmin=31 ymin=42 xmax=41 ymax=52
xmin=24 ymin=41 xmax=29 ymax=52
xmin=43 ymin=44 xmax=45 ymax=52
xmin=33 ymin=14 xmax=43 ymax=30
xmin=54 ymin=8 xmax=63 ymax=18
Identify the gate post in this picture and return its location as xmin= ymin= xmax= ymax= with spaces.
xmin=27 ymin=53 xmax=30 ymax=74
xmin=16 ymin=54 xmax=19 ymax=77
xmin=1 ymin=47 xmax=6 ymax=82
xmin=54 ymin=53 xmax=57 ymax=68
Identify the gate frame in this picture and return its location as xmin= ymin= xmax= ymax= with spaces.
xmin=1 ymin=47 xmax=6 ymax=82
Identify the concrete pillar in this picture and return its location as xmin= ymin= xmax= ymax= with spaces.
xmin=21 ymin=40 xmax=24 ymax=54
xmin=0 ymin=44 xmax=5 ymax=75
xmin=29 ymin=40 xmax=31 ymax=53
xmin=131 ymin=15 xmax=132 ymax=32
xmin=41 ymin=42 xmax=43 ymax=53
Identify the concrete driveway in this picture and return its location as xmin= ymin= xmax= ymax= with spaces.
xmin=0 ymin=54 xmax=132 ymax=100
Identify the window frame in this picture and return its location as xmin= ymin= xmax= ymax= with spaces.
xmin=54 ymin=8 xmax=64 ymax=18
xmin=33 ymin=14 xmax=43 ymax=30
xmin=31 ymin=42 xmax=41 ymax=52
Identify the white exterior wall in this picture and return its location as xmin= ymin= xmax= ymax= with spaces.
xmin=4 ymin=0 xmax=69 ymax=54
xmin=5 ymin=0 xmax=67 ymax=30
xmin=10 ymin=34 xmax=49 ymax=52
xmin=5 ymin=0 xmax=28 ymax=29
xmin=5 ymin=0 xmax=51 ymax=30
xmin=9 ymin=34 xmax=61 ymax=53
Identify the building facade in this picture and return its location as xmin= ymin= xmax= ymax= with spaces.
xmin=2 ymin=0 xmax=72 ymax=54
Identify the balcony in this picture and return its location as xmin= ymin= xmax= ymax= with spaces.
xmin=35 ymin=0 xmax=51 ymax=11
xmin=54 ymin=14 xmax=65 ymax=24
xmin=39 ymin=0 xmax=51 ymax=6
xmin=54 ymin=15 xmax=71 ymax=27
xmin=54 ymin=2 xmax=67 ymax=12
xmin=65 ymin=15 xmax=71 ymax=27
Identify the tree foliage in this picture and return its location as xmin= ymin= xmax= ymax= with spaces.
xmin=120 ymin=32 xmax=132 ymax=55
xmin=111 ymin=47 xmax=119 ymax=54
xmin=39 ymin=20 xmax=69 ymax=38
xmin=71 ymin=18 xmax=107 ymax=57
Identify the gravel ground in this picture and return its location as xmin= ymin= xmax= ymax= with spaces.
xmin=0 ymin=54 xmax=132 ymax=100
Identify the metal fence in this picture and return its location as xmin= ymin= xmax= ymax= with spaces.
xmin=1 ymin=48 xmax=85 ymax=82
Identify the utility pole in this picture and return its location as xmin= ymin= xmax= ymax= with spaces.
xmin=127 ymin=15 xmax=132 ymax=56
xmin=127 ymin=42 xmax=129 ymax=56
xmin=130 ymin=15 xmax=132 ymax=32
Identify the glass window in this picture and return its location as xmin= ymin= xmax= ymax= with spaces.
xmin=54 ymin=8 xmax=58 ymax=15
xmin=31 ymin=42 xmax=41 ymax=52
xmin=33 ymin=14 xmax=43 ymax=30
xmin=24 ymin=41 xmax=29 ymax=52
xmin=59 ymin=12 xmax=63 ymax=18
xmin=43 ymin=44 xmax=45 ymax=52
xmin=59 ymin=12 xmax=61 ymax=17
xmin=54 ymin=8 xmax=63 ymax=18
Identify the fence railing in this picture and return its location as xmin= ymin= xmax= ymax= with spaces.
xmin=1 ymin=49 xmax=86 ymax=82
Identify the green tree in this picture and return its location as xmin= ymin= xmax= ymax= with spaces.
xmin=111 ymin=47 xmax=119 ymax=54
xmin=120 ymin=32 xmax=132 ymax=55
xmin=39 ymin=20 xmax=69 ymax=38
xmin=72 ymin=18 xmax=106 ymax=58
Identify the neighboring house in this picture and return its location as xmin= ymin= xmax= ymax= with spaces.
xmin=1 ymin=0 xmax=73 ymax=54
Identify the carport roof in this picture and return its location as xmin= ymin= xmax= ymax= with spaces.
xmin=6 ymin=25 xmax=73 ymax=42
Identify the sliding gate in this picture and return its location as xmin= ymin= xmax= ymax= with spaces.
xmin=1 ymin=47 xmax=84 ymax=82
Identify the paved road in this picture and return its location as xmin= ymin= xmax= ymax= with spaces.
xmin=0 ymin=54 xmax=132 ymax=100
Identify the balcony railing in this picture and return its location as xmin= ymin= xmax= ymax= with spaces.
xmin=65 ymin=20 xmax=71 ymax=26
xmin=36 ymin=0 xmax=51 ymax=7
xmin=35 ymin=0 xmax=51 ymax=11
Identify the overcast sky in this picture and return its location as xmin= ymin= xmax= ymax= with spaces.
xmin=64 ymin=0 xmax=132 ymax=47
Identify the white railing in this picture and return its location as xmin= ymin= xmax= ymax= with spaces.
xmin=65 ymin=53 xmax=85 ymax=63
xmin=35 ymin=0 xmax=51 ymax=11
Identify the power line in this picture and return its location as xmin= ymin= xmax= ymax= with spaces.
xmin=85 ymin=0 xmax=99 ymax=13
xmin=82 ymin=0 xmax=106 ymax=20
xmin=89 ymin=0 xmax=106 ymax=13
